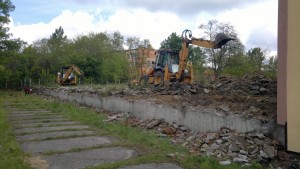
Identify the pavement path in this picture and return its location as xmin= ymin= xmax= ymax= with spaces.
xmin=8 ymin=108 xmax=183 ymax=169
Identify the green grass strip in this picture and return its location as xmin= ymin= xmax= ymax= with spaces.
xmin=0 ymin=92 xmax=32 ymax=169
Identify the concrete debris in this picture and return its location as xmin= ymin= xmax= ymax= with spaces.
xmin=101 ymin=111 xmax=297 ymax=168
xmin=141 ymin=72 xmax=277 ymax=97
xmin=146 ymin=119 xmax=163 ymax=129
xmin=219 ymin=160 xmax=231 ymax=165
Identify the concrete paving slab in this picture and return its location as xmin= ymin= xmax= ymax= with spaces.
xmin=44 ymin=147 xmax=135 ymax=169
xmin=118 ymin=163 xmax=183 ymax=169
xmin=21 ymin=136 xmax=112 ymax=154
xmin=9 ymin=113 xmax=57 ymax=117
xmin=11 ymin=118 xmax=68 ymax=124
xmin=14 ymin=121 xmax=82 ymax=128
xmin=14 ymin=125 xmax=90 ymax=135
xmin=17 ymin=130 xmax=95 ymax=142
xmin=9 ymin=115 xmax=66 ymax=121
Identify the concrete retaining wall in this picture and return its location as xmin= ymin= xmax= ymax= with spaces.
xmin=41 ymin=89 xmax=274 ymax=133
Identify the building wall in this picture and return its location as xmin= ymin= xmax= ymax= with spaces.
xmin=286 ymin=0 xmax=300 ymax=153
xmin=277 ymin=0 xmax=287 ymax=126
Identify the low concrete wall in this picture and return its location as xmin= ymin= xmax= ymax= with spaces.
xmin=41 ymin=89 xmax=273 ymax=133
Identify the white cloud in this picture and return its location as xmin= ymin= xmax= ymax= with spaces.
xmin=101 ymin=9 xmax=187 ymax=47
xmin=10 ymin=8 xmax=187 ymax=49
xmin=9 ymin=10 xmax=101 ymax=42
xmin=215 ymin=0 xmax=277 ymax=51
xmin=9 ymin=0 xmax=278 ymax=54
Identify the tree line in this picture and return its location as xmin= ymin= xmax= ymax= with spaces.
xmin=0 ymin=0 xmax=277 ymax=89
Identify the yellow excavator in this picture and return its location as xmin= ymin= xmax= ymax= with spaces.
xmin=57 ymin=64 xmax=83 ymax=85
xmin=139 ymin=29 xmax=234 ymax=86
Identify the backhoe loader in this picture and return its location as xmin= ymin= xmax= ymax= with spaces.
xmin=57 ymin=64 xmax=83 ymax=85
xmin=139 ymin=29 xmax=234 ymax=86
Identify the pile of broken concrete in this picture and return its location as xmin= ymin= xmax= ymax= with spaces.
xmin=209 ymin=72 xmax=277 ymax=97
xmin=104 ymin=111 xmax=299 ymax=169
xmin=136 ymin=72 xmax=277 ymax=97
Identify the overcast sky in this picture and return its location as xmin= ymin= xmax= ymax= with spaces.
xmin=9 ymin=0 xmax=278 ymax=55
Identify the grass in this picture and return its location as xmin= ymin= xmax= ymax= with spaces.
xmin=0 ymin=92 xmax=33 ymax=169
xmin=0 ymin=90 xmax=263 ymax=169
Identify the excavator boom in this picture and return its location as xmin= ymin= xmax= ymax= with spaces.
xmin=177 ymin=29 xmax=234 ymax=82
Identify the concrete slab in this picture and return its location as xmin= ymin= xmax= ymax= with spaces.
xmin=10 ymin=118 xmax=68 ymax=124
xmin=14 ymin=125 xmax=90 ymax=135
xmin=118 ymin=163 xmax=183 ymax=169
xmin=9 ymin=115 xmax=66 ymax=121
xmin=14 ymin=121 xmax=82 ymax=128
xmin=21 ymin=136 xmax=112 ymax=154
xmin=44 ymin=147 xmax=135 ymax=169
xmin=17 ymin=130 xmax=95 ymax=142
xmin=9 ymin=113 xmax=57 ymax=117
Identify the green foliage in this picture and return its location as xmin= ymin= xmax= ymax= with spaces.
xmin=160 ymin=32 xmax=182 ymax=50
xmin=0 ymin=0 xmax=14 ymax=44
xmin=0 ymin=25 xmax=131 ymax=88
xmin=222 ymin=48 xmax=275 ymax=78
xmin=222 ymin=53 xmax=256 ymax=77
xmin=246 ymin=47 xmax=267 ymax=70
xmin=263 ymin=56 xmax=277 ymax=79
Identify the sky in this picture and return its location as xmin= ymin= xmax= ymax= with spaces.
xmin=8 ymin=0 xmax=278 ymax=55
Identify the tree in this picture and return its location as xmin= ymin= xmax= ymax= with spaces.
xmin=160 ymin=32 xmax=182 ymax=50
xmin=222 ymin=53 xmax=255 ymax=77
xmin=109 ymin=31 xmax=124 ymax=51
xmin=263 ymin=56 xmax=277 ymax=78
xmin=0 ymin=0 xmax=15 ymax=50
xmin=69 ymin=32 xmax=129 ymax=83
xmin=126 ymin=37 xmax=140 ymax=67
xmin=48 ymin=26 xmax=69 ymax=73
xmin=246 ymin=47 xmax=267 ymax=70
xmin=199 ymin=20 xmax=244 ymax=77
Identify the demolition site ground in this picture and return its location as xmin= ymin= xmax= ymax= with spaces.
xmin=18 ymin=72 xmax=300 ymax=168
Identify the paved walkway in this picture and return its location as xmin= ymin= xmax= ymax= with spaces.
xmin=8 ymin=108 xmax=182 ymax=169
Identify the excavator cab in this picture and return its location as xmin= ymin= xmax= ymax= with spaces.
xmin=154 ymin=49 xmax=179 ymax=73
xmin=152 ymin=49 xmax=180 ymax=86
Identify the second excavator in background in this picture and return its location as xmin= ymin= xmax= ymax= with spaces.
xmin=57 ymin=64 xmax=83 ymax=85
xmin=139 ymin=29 xmax=234 ymax=86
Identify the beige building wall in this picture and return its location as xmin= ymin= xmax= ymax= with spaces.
xmin=287 ymin=0 xmax=300 ymax=153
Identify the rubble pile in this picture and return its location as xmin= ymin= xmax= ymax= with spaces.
xmin=150 ymin=81 xmax=200 ymax=95
xmin=209 ymin=73 xmax=277 ymax=97
xmin=130 ymin=72 xmax=277 ymax=97
xmin=104 ymin=112 xmax=299 ymax=168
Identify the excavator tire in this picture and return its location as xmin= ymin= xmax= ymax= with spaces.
xmin=154 ymin=71 xmax=164 ymax=86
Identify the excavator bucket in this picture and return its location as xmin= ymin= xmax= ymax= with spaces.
xmin=214 ymin=33 xmax=235 ymax=48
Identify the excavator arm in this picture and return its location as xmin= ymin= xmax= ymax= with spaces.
xmin=176 ymin=29 xmax=233 ymax=81
xmin=62 ymin=64 xmax=82 ymax=82
xmin=59 ymin=64 xmax=83 ymax=85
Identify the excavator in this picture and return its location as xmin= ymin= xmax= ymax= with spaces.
xmin=139 ymin=29 xmax=234 ymax=86
xmin=57 ymin=64 xmax=83 ymax=85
